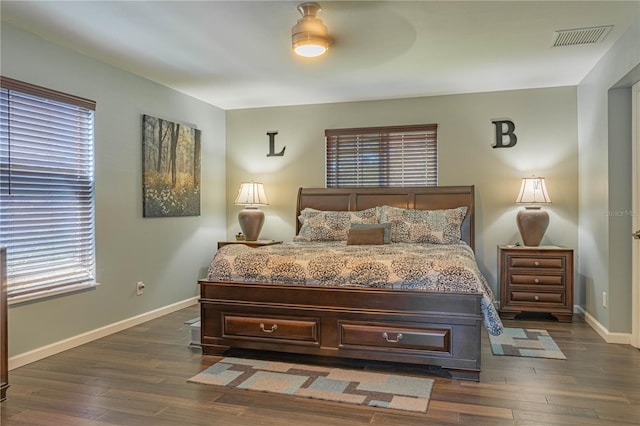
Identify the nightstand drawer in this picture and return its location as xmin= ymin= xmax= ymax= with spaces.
xmin=510 ymin=291 xmax=563 ymax=304
xmin=509 ymin=257 xmax=564 ymax=269
xmin=509 ymin=274 xmax=564 ymax=286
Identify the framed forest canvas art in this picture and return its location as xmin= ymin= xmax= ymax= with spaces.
xmin=142 ymin=115 xmax=201 ymax=217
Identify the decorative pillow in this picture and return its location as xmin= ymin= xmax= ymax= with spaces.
xmin=380 ymin=205 xmax=467 ymax=244
xmin=350 ymin=223 xmax=391 ymax=244
xmin=294 ymin=207 xmax=380 ymax=241
xmin=346 ymin=227 xmax=385 ymax=245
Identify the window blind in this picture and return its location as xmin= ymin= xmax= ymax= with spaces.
xmin=0 ymin=77 xmax=96 ymax=301
xmin=325 ymin=124 xmax=438 ymax=188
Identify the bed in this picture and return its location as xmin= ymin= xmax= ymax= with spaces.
xmin=199 ymin=186 xmax=503 ymax=381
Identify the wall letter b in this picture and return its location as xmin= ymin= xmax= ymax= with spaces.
xmin=492 ymin=120 xmax=517 ymax=148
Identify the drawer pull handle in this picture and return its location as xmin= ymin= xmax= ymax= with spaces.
xmin=260 ymin=323 xmax=278 ymax=333
xmin=534 ymin=261 xmax=540 ymax=266
xmin=534 ymin=295 xmax=540 ymax=301
xmin=534 ymin=278 xmax=540 ymax=284
xmin=382 ymin=332 xmax=403 ymax=343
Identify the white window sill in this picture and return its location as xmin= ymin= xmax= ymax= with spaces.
xmin=8 ymin=282 xmax=100 ymax=306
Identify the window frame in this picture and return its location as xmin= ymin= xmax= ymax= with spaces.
xmin=325 ymin=123 xmax=438 ymax=188
xmin=0 ymin=76 xmax=97 ymax=303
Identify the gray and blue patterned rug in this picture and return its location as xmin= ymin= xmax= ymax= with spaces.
xmin=489 ymin=327 xmax=566 ymax=359
xmin=188 ymin=356 xmax=434 ymax=413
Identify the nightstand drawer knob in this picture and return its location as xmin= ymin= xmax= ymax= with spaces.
xmin=534 ymin=278 xmax=540 ymax=284
xmin=534 ymin=295 xmax=540 ymax=301
xmin=534 ymin=261 xmax=540 ymax=266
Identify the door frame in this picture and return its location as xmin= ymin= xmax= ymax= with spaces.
xmin=632 ymin=81 xmax=640 ymax=349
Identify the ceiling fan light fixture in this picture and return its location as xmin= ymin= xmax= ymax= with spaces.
xmin=291 ymin=2 xmax=329 ymax=58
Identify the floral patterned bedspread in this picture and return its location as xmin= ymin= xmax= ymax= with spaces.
xmin=207 ymin=242 xmax=504 ymax=335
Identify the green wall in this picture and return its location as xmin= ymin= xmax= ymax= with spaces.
xmin=577 ymin=17 xmax=640 ymax=334
xmin=1 ymin=24 xmax=227 ymax=357
xmin=225 ymin=87 xmax=580 ymax=297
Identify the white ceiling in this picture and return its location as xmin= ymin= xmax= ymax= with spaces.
xmin=1 ymin=1 xmax=638 ymax=110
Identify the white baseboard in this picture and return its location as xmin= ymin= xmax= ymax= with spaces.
xmin=8 ymin=296 xmax=199 ymax=370
xmin=582 ymin=308 xmax=632 ymax=345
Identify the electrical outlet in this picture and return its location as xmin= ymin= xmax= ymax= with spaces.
xmin=602 ymin=291 xmax=607 ymax=308
xmin=136 ymin=281 xmax=145 ymax=296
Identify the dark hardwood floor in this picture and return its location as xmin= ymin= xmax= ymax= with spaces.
xmin=1 ymin=304 xmax=639 ymax=425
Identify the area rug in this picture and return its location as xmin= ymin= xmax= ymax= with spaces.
xmin=188 ymin=357 xmax=434 ymax=413
xmin=489 ymin=327 xmax=566 ymax=359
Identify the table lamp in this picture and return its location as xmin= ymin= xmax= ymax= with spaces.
xmin=234 ymin=182 xmax=269 ymax=241
xmin=515 ymin=176 xmax=551 ymax=246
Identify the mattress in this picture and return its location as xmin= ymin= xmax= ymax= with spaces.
xmin=207 ymin=241 xmax=503 ymax=335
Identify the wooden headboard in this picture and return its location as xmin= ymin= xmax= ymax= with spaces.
xmin=296 ymin=186 xmax=475 ymax=250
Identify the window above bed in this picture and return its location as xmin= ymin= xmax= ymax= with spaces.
xmin=325 ymin=124 xmax=438 ymax=188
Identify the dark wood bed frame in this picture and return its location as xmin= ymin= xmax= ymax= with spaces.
xmin=199 ymin=186 xmax=483 ymax=381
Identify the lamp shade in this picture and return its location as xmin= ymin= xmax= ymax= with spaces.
xmin=515 ymin=177 xmax=551 ymax=247
xmin=292 ymin=2 xmax=329 ymax=58
xmin=515 ymin=177 xmax=551 ymax=204
xmin=234 ymin=182 xmax=269 ymax=206
xmin=234 ymin=182 xmax=268 ymax=241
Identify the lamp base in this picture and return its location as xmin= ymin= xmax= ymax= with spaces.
xmin=238 ymin=207 xmax=265 ymax=241
xmin=517 ymin=207 xmax=549 ymax=247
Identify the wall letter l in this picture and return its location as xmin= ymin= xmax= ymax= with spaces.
xmin=267 ymin=131 xmax=285 ymax=157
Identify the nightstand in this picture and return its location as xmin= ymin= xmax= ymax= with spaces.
xmin=498 ymin=245 xmax=574 ymax=322
xmin=217 ymin=240 xmax=282 ymax=249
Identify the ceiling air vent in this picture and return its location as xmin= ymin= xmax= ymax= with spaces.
xmin=552 ymin=25 xmax=613 ymax=47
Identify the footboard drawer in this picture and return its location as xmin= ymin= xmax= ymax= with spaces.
xmin=223 ymin=314 xmax=319 ymax=343
xmin=339 ymin=322 xmax=451 ymax=353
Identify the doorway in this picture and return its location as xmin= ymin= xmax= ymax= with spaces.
xmin=632 ymin=81 xmax=640 ymax=349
